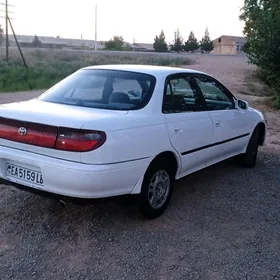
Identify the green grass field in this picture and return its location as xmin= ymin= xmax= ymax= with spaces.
xmin=0 ymin=48 xmax=193 ymax=92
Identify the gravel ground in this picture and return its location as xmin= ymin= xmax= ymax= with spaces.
xmin=1 ymin=54 xmax=280 ymax=279
xmin=1 ymin=148 xmax=280 ymax=280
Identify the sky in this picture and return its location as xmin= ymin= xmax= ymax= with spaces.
xmin=2 ymin=0 xmax=245 ymax=43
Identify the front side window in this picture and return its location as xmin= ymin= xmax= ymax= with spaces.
xmin=163 ymin=76 xmax=205 ymax=113
xmin=194 ymin=76 xmax=235 ymax=111
xmin=38 ymin=69 xmax=156 ymax=110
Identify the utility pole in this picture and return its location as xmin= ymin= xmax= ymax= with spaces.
xmin=7 ymin=15 xmax=28 ymax=68
xmin=94 ymin=4 xmax=97 ymax=51
xmin=5 ymin=0 xmax=8 ymax=64
xmin=0 ymin=2 xmax=28 ymax=68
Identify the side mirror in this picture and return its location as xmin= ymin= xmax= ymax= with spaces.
xmin=236 ymin=99 xmax=249 ymax=110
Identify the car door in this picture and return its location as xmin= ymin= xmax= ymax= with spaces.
xmin=163 ymin=74 xmax=215 ymax=177
xmin=193 ymin=74 xmax=251 ymax=161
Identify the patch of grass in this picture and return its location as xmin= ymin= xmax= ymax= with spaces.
xmin=0 ymin=61 xmax=81 ymax=92
xmin=0 ymin=48 xmax=193 ymax=92
xmin=240 ymin=70 xmax=276 ymax=97
xmin=253 ymin=69 xmax=280 ymax=108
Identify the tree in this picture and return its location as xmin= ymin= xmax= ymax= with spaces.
xmin=32 ymin=35 xmax=42 ymax=47
xmin=122 ymin=43 xmax=132 ymax=51
xmin=240 ymin=0 xmax=280 ymax=105
xmin=153 ymin=30 xmax=168 ymax=52
xmin=105 ymin=36 xmax=124 ymax=51
xmin=0 ymin=25 xmax=4 ymax=46
xmin=170 ymin=29 xmax=184 ymax=52
xmin=200 ymin=28 xmax=214 ymax=53
xmin=184 ymin=31 xmax=199 ymax=52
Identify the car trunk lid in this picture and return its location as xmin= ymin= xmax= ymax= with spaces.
xmin=0 ymin=99 xmax=127 ymax=162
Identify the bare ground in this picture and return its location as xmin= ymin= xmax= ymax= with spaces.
xmin=1 ymin=54 xmax=280 ymax=280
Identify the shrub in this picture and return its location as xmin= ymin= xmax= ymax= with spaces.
xmin=240 ymin=0 xmax=280 ymax=106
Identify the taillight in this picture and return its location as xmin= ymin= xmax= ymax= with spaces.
xmin=55 ymin=127 xmax=106 ymax=152
xmin=0 ymin=117 xmax=106 ymax=152
xmin=0 ymin=117 xmax=57 ymax=148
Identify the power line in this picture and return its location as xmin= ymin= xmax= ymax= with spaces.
xmin=0 ymin=15 xmax=14 ymax=20
xmin=0 ymin=16 xmax=14 ymax=20
xmin=0 ymin=2 xmax=14 ymax=6
xmin=0 ymin=9 xmax=14 ymax=13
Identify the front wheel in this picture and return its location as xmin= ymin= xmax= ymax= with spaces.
xmin=238 ymin=127 xmax=260 ymax=168
xmin=138 ymin=159 xmax=174 ymax=219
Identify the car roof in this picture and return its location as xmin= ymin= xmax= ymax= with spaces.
xmin=81 ymin=64 xmax=208 ymax=77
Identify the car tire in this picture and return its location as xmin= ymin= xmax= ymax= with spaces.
xmin=138 ymin=158 xmax=175 ymax=219
xmin=239 ymin=127 xmax=260 ymax=168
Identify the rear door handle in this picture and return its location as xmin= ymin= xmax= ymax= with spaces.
xmin=174 ymin=128 xmax=183 ymax=133
xmin=215 ymin=121 xmax=222 ymax=127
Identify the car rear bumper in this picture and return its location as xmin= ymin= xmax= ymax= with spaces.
xmin=0 ymin=146 xmax=151 ymax=199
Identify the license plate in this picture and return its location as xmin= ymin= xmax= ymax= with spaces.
xmin=5 ymin=163 xmax=44 ymax=186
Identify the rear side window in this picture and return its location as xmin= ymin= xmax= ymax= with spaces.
xmin=64 ymin=75 xmax=106 ymax=100
xmin=113 ymin=78 xmax=143 ymax=101
xmin=163 ymin=76 xmax=205 ymax=113
xmin=38 ymin=69 xmax=156 ymax=111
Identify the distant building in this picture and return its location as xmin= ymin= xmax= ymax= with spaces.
xmin=211 ymin=35 xmax=246 ymax=55
xmin=6 ymin=34 xmax=156 ymax=52
xmin=129 ymin=43 xmax=154 ymax=52
xmin=7 ymin=34 xmax=106 ymax=50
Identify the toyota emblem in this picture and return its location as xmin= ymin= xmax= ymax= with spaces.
xmin=18 ymin=127 xmax=27 ymax=136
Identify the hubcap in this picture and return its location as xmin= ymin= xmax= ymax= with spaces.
xmin=148 ymin=170 xmax=170 ymax=209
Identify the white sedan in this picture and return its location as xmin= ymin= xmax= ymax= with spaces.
xmin=0 ymin=65 xmax=267 ymax=218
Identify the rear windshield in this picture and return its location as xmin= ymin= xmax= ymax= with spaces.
xmin=38 ymin=69 xmax=157 ymax=110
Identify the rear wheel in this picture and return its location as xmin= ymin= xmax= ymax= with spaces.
xmin=138 ymin=159 xmax=175 ymax=219
xmin=239 ymin=127 xmax=260 ymax=168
